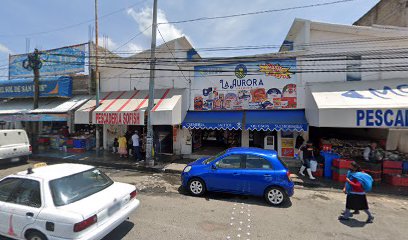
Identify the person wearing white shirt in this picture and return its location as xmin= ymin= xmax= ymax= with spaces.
xmin=132 ymin=131 xmax=142 ymax=161
xmin=363 ymin=142 xmax=377 ymax=162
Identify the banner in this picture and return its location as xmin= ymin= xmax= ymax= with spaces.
xmin=192 ymin=59 xmax=297 ymax=111
xmin=9 ymin=44 xmax=86 ymax=79
xmin=0 ymin=76 xmax=72 ymax=98
xmin=0 ymin=114 xmax=68 ymax=122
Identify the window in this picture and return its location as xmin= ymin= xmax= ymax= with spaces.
xmin=8 ymin=179 xmax=41 ymax=208
xmin=0 ymin=178 xmax=24 ymax=202
xmin=49 ymin=168 xmax=113 ymax=206
xmin=203 ymin=150 xmax=226 ymax=164
xmin=216 ymin=155 xmax=243 ymax=169
xmin=246 ymin=155 xmax=272 ymax=169
xmin=346 ymin=56 xmax=362 ymax=81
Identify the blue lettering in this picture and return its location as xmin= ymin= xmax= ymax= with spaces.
xmin=232 ymin=79 xmax=237 ymax=89
xmin=342 ymin=90 xmax=371 ymax=99
xmin=374 ymin=110 xmax=383 ymax=126
xmin=242 ymin=80 xmax=246 ymax=87
xmin=384 ymin=110 xmax=394 ymax=126
xmin=246 ymin=79 xmax=252 ymax=86
xmin=369 ymin=86 xmax=404 ymax=99
xmin=220 ymin=80 xmax=226 ymax=89
xmin=356 ymin=110 xmax=365 ymax=126
xmin=259 ymin=79 xmax=264 ymax=86
xmin=253 ymin=79 xmax=257 ymax=86
xmin=397 ymin=84 xmax=408 ymax=94
xmin=366 ymin=110 xmax=374 ymax=126
xmin=395 ymin=110 xmax=404 ymax=126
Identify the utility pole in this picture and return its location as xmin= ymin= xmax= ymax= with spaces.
xmin=23 ymin=48 xmax=42 ymax=109
xmin=95 ymin=0 xmax=101 ymax=152
xmin=146 ymin=0 xmax=158 ymax=167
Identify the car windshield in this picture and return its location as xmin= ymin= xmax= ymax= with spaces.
xmin=49 ymin=168 xmax=113 ymax=207
xmin=203 ymin=150 xmax=226 ymax=164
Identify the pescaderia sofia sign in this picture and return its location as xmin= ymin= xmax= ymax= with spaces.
xmin=95 ymin=112 xmax=142 ymax=125
xmin=356 ymin=109 xmax=408 ymax=127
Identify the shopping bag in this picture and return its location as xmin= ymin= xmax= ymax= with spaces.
xmin=310 ymin=160 xmax=318 ymax=172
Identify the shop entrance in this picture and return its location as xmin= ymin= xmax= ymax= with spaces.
xmin=249 ymin=130 xmax=278 ymax=151
xmin=192 ymin=129 xmax=241 ymax=155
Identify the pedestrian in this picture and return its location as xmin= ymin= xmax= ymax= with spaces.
xmin=363 ymin=141 xmax=377 ymax=162
xmin=298 ymin=140 xmax=316 ymax=180
xmin=338 ymin=161 xmax=374 ymax=223
xmin=118 ymin=135 xmax=127 ymax=158
xmin=125 ymin=130 xmax=133 ymax=157
xmin=132 ymin=131 xmax=143 ymax=161
xmin=112 ymin=137 xmax=119 ymax=153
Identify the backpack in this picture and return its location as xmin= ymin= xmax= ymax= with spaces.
xmin=347 ymin=171 xmax=374 ymax=192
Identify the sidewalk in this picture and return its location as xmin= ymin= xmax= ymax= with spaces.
xmin=32 ymin=150 xmax=408 ymax=197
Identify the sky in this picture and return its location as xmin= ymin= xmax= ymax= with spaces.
xmin=0 ymin=0 xmax=380 ymax=79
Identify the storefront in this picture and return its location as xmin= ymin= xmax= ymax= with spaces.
xmin=182 ymin=58 xmax=309 ymax=157
xmin=75 ymin=88 xmax=188 ymax=155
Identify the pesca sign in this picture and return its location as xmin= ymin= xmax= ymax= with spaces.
xmin=356 ymin=109 xmax=408 ymax=127
xmin=95 ymin=112 xmax=142 ymax=125
xmin=342 ymin=84 xmax=408 ymax=99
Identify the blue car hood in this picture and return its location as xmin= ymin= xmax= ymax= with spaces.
xmin=188 ymin=157 xmax=210 ymax=166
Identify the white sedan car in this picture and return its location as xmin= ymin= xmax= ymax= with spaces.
xmin=0 ymin=163 xmax=140 ymax=240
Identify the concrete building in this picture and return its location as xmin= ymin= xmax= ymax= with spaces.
xmin=354 ymin=0 xmax=408 ymax=27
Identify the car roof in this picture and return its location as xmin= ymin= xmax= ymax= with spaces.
xmin=226 ymin=147 xmax=277 ymax=156
xmin=15 ymin=163 xmax=95 ymax=181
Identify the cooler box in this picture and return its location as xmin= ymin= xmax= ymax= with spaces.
xmin=73 ymin=139 xmax=87 ymax=149
xmin=383 ymin=174 xmax=408 ymax=186
xmin=383 ymin=168 xmax=402 ymax=175
xmin=403 ymin=161 xmax=408 ymax=174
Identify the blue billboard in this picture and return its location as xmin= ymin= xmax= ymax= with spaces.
xmin=9 ymin=44 xmax=86 ymax=79
xmin=0 ymin=76 xmax=72 ymax=98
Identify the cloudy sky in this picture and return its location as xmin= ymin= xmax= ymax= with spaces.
xmin=0 ymin=0 xmax=379 ymax=79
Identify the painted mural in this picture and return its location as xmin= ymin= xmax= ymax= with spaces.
xmin=192 ymin=59 xmax=297 ymax=111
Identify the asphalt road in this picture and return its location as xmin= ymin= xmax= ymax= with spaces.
xmin=1 ymin=162 xmax=408 ymax=240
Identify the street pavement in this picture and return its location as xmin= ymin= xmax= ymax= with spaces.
xmin=1 ymin=162 xmax=408 ymax=240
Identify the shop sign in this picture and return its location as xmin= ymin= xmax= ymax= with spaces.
xmin=281 ymin=138 xmax=294 ymax=148
xmin=183 ymin=122 xmax=241 ymax=130
xmin=0 ymin=114 xmax=68 ymax=122
xmin=356 ymin=109 xmax=408 ymax=127
xmin=95 ymin=112 xmax=141 ymax=125
xmin=9 ymin=44 xmax=86 ymax=79
xmin=192 ymin=59 xmax=297 ymax=111
xmin=0 ymin=76 xmax=72 ymax=98
xmin=342 ymin=84 xmax=408 ymax=99
xmin=281 ymin=148 xmax=294 ymax=157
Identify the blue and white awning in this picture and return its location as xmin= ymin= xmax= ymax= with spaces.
xmin=245 ymin=110 xmax=308 ymax=132
xmin=182 ymin=111 xmax=243 ymax=130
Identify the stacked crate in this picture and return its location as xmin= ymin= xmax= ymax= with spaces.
xmin=359 ymin=161 xmax=382 ymax=184
xmin=383 ymin=160 xmax=403 ymax=175
xmin=382 ymin=160 xmax=408 ymax=187
xmin=332 ymin=158 xmax=354 ymax=182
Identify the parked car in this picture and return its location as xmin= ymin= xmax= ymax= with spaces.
xmin=181 ymin=147 xmax=294 ymax=206
xmin=0 ymin=129 xmax=31 ymax=164
xmin=0 ymin=163 xmax=140 ymax=240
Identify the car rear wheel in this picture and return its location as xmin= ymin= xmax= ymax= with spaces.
xmin=26 ymin=231 xmax=47 ymax=240
xmin=264 ymin=187 xmax=287 ymax=206
xmin=188 ymin=178 xmax=206 ymax=196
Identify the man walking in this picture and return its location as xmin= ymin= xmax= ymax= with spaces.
xmin=132 ymin=131 xmax=142 ymax=161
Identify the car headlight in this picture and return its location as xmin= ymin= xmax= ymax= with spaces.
xmin=183 ymin=166 xmax=192 ymax=173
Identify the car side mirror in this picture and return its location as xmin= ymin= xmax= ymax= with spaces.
xmin=211 ymin=164 xmax=217 ymax=170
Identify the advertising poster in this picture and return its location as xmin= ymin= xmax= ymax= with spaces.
xmin=281 ymin=137 xmax=294 ymax=158
xmin=9 ymin=44 xmax=86 ymax=79
xmin=192 ymin=59 xmax=297 ymax=111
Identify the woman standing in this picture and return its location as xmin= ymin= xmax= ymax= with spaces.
xmin=118 ymin=135 xmax=128 ymax=158
xmin=338 ymin=162 xmax=374 ymax=223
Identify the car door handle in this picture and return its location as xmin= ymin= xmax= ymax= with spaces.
xmin=13 ymin=148 xmax=17 ymax=151
xmin=26 ymin=212 xmax=34 ymax=217
xmin=264 ymin=174 xmax=271 ymax=177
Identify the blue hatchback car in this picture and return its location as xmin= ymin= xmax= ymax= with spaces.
xmin=181 ymin=147 xmax=294 ymax=206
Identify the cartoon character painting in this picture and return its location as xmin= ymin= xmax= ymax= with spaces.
xmin=281 ymin=84 xmax=297 ymax=108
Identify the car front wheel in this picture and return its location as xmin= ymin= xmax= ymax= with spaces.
xmin=188 ymin=178 xmax=206 ymax=196
xmin=264 ymin=187 xmax=287 ymax=206
xmin=26 ymin=231 xmax=47 ymax=240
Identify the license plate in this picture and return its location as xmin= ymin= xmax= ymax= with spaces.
xmin=108 ymin=202 xmax=121 ymax=216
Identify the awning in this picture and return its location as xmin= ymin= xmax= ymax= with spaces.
xmin=306 ymin=79 xmax=408 ymax=128
xmin=74 ymin=92 xmax=113 ymax=124
xmin=245 ymin=110 xmax=308 ymax=131
xmin=89 ymin=89 xmax=186 ymax=125
xmin=0 ymin=95 xmax=89 ymax=122
xmin=182 ymin=111 xmax=243 ymax=130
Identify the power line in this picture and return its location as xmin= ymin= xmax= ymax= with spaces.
xmin=161 ymin=0 xmax=356 ymax=24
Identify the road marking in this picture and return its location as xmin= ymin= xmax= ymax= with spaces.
xmin=63 ymin=155 xmax=76 ymax=159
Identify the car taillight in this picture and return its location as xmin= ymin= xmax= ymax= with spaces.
xmin=29 ymin=145 xmax=32 ymax=152
xmin=287 ymin=171 xmax=292 ymax=180
xmin=73 ymin=215 xmax=97 ymax=232
xmin=130 ymin=190 xmax=137 ymax=199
